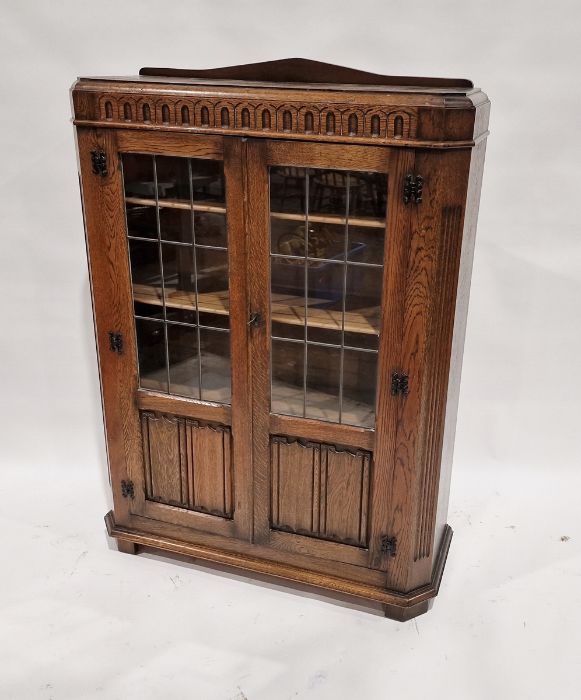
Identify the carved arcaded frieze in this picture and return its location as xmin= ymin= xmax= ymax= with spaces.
xmin=89 ymin=93 xmax=418 ymax=143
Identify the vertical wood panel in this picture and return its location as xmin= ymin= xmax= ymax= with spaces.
xmin=320 ymin=447 xmax=370 ymax=547
xmin=190 ymin=422 xmax=231 ymax=516
xmin=270 ymin=437 xmax=370 ymax=548
xmin=144 ymin=413 xmax=183 ymax=505
xmin=140 ymin=411 xmax=233 ymax=517
xmin=272 ymin=439 xmax=318 ymax=534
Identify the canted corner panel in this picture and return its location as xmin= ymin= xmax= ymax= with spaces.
xmin=270 ymin=436 xmax=371 ymax=548
xmin=414 ymin=206 xmax=464 ymax=561
xmin=86 ymin=93 xmax=418 ymax=144
xmin=140 ymin=411 xmax=233 ymax=518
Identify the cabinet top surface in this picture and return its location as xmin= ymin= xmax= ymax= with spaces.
xmin=79 ymin=58 xmax=479 ymax=96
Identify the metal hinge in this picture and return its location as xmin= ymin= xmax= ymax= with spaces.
xmin=403 ymin=174 xmax=423 ymax=204
xmin=391 ymin=372 xmax=409 ymax=396
xmin=121 ymin=480 xmax=135 ymax=499
xmin=91 ymin=150 xmax=108 ymax=177
xmin=108 ymin=331 xmax=123 ymax=354
xmin=381 ymin=536 xmax=397 ymax=557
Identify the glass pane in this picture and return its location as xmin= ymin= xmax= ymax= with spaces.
xmin=135 ymin=318 xmax=167 ymax=392
xmin=305 ymin=344 xmax=340 ymax=422
xmin=200 ymin=329 xmax=231 ymax=403
xmin=349 ymin=173 xmax=387 ymax=220
xmin=271 ymin=339 xmax=304 ymax=417
xmin=191 ymin=158 xmax=225 ymax=203
xmin=269 ymin=166 xmax=388 ymax=427
xmin=126 ymin=203 xmax=157 ymax=240
xmin=346 ymin=225 xmax=385 ymax=265
xmin=195 ymin=212 xmax=227 ymax=248
xmin=270 ymin=166 xmax=306 ymax=214
xmin=155 ymin=156 xmax=190 ymax=201
xmin=162 ymin=243 xmax=196 ymax=324
xmin=309 ymin=169 xmax=348 ymax=217
xmin=122 ymin=154 xmax=155 ymax=198
xmin=342 ymin=350 xmax=378 ymax=428
xmin=167 ymin=323 xmax=199 ymax=398
xmin=196 ymin=247 xmax=229 ymax=293
xmin=344 ymin=265 xmax=383 ymax=349
xmin=128 ymin=239 xmax=163 ymax=318
xmin=271 ymin=254 xmax=305 ymax=340
xmin=124 ymin=155 xmax=231 ymax=405
xmin=159 ymin=207 xmax=193 ymax=243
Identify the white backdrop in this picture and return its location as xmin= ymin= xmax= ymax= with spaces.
xmin=1 ymin=1 xmax=580 ymax=698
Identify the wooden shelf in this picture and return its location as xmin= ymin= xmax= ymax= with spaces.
xmin=125 ymin=197 xmax=382 ymax=228
xmin=125 ymin=196 xmax=226 ymax=214
xmin=132 ymin=284 xmax=379 ymax=335
xmin=270 ymin=211 xmax=384 ymax=229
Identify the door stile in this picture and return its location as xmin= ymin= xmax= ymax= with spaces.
xmin=244 ymin=139 xmax=272 ymax=543
xmin=368 ymin=148 xmax=415 ymax=570
xmin=223 ymin=136 xmax=253 ymax=539
xmin=77 ymin=127 xmax=142 ymax=526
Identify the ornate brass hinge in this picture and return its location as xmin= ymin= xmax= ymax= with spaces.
xmin=381 ymin=536 xmax=397 ymax=557
xmin=121 ymin=480 xmax=135 ymax=499
xmin=91 ymin=150 xmax=108 ymax=176
xmin=403 ymin=173 xmax=423 ymax=204
xmin=108 ymin=331 xmax=123 ymax=354
xmin=391 ymin=372 xmax=409 ymax=396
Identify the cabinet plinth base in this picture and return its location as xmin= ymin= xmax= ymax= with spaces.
xmin=105 ymin=511 xmax=452 ymax=619
xmin=116 ymin=539 xmax=137 ymax=555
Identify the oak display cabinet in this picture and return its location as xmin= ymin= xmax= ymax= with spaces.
xmin=72 ymin=59 xmax=489 ymax=620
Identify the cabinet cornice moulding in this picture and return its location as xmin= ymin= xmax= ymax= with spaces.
xmin=72 ymin=80 xmax=489 ymax=149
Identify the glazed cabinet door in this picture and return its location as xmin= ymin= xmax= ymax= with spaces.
xmin=246 ymin=139 xmax=413 ymax=570
xmin=77 ymin=129 xmax=252 ymax=540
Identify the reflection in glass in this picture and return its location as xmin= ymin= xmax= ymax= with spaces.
xmin=200 ymin=329 xmax=231 ymax=403
xmin=123 ymin=153 xmax=231 ymax=404
xmin=128 ymin=240 xmax=163 ymax=318
xmin=155 ymin=156 xmax=190 ymax=201
xmin=306 ymin=345 xmax=341 ymax=422
xmin=159 ymin=207 xmax=193 ymax=243
xmin=342 ymin=350 xmax=378 ymax=428
xmin=269 ymin=167 xmax=387 ymax=428
xmin=194 ymin=212 xmax=227 ymax=248
xmin=272 ymin=339 xmax=304 ymax=417
xmin=135 ymin=318 xmax=167 ymax=392
xmin=162 ymin=244 xmax=196 ymax=324
xmin=167 ymin=323 xmax=199 ymax=398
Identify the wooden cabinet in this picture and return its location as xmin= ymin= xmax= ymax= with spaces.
xmin=72 ymin=59 xmax=489 ymax=620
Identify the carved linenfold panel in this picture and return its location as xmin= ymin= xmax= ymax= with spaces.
xmin=83 ymin=93 xmax=419 ymax=143
xmin=414 ymin=206 xmax=463 ymax=561
xmin=270 ymin=435 xmax=371 ymax=547
xmin=141 ymin=411 xmax=233 ymax=518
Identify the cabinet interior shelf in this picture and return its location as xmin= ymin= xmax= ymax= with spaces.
xmin=125 ymin=197 xmax=384 ymax=229
xmin=126 ymin=196 xmax=226 ymax=214
xmin=132 ymin=283 xmax=380 ymax=335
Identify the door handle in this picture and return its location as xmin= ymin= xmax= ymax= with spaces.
xmin=248 ymin=311 xmax=263 ymax=328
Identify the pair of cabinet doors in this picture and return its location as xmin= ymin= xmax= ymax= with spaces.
xmin=79 ymin=128 xmax=416 ymax=574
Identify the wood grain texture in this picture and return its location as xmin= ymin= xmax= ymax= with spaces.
xmin=269 ymin=414 xmax=374 ymax=451
xmin=383 ymin=149 xmax=474 ymax=591
xmin=76 ymin=128 xmax=143 ymax=525
xmin=434 ymin=138 xmax=488 ymax=556
xmin=72 ymin=62 xmax=489 ymax=149
xmin=223 ymin=136 xmax=254 ymax=540
xmin=270 ymin=437 xmax=370 ymax=548
xmin=140 ymin=411 xmax=233 ymax=517
xmin=137 ymin=390 xmax=231 ymax=424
